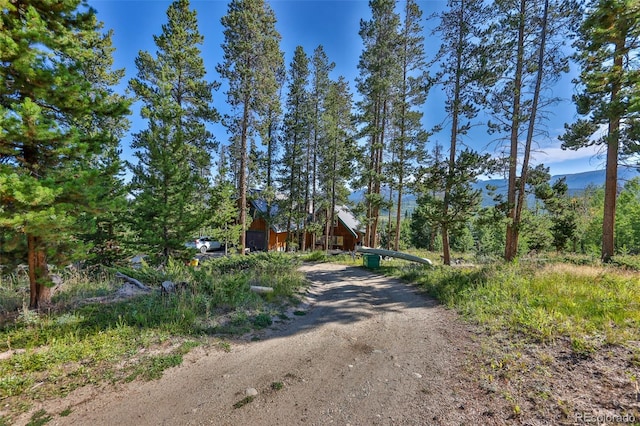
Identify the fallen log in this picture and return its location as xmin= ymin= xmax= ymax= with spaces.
xmin=250 ymin=285 xmax=274 ymax=294
xmin=115 ymin=272 xmax=152 ymax=292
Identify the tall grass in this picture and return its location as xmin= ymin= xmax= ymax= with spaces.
xmin=394 ymin=261 xmax=640 ymax=351
xmin=0 ymin=252 xmax=306 ymax=421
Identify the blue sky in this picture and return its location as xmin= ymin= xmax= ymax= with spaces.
xmin=87 ymin=0 xmax=604 ymax=177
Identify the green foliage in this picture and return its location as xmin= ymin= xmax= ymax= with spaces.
xmin=385 ymin=0 xmax=429 ymax=251
xmin=615 ymin=178 xmax=640 ymax=253
xmin=410 ymin=194 xmax=441 ymax=251
xmin=318 ymin=77 xmax=356 ymax=247
xmin=126 ymin=353 xmax=184 ymax=382
xmin=252 ymin=313 xmax=273 ymax=329
xmin=535 ymin=177 xmax=578 ymax=252
xmin=561 ymin=0 xmax=640 ymax=260
xmin=0 ymin=253 xmax=306 ymax=419
xmin=208 ymin=181 xmax=242 ymax=250
xmin=355 ymin=0 xmax=402 ymax=247
xmin=610 ymin=255 xmax=640 ymax=271
xmin=299 ymin=250 xmax=330 ymax=262
xmin=392 ymin=261 xmax=640 ymax=352
xmin=127 ymin=0 xmax=219 ymax=262
xmin=412 ymin=149 xmax=489 ymax=261
xmin=519 ymin=208 xmax=553 ymax=253
xmin=0 ymin=0 xmax=130 ymax=306
xmin=280 ymin=45 xmax=311 ymax=241
xmin=217 ymin=0 xmax=284 ymax=252
xmin=233 ymin=395 xmax=255 ymax=409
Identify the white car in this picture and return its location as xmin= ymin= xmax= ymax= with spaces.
xmin=186 ymin=237 xmax=224 ymax=254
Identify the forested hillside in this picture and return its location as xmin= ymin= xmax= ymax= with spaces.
xmin=2 ymin=0 xmax=640 ymax=304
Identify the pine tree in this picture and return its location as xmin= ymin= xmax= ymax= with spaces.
xmin=434 ymin=0 xmax=489 ymax=264
xmin=485 ymin=0 xmax=578 ymax=261
xmin=75 ymin=22 xmax=132 ymax=266
xmin=127 ymin=0 xmax=219 ymax=262
xmin=280 ymin=46 xmax=311 ymax=251
xmin=415 ymin=149 xmax=490 ymax=256
xmin=388 ymin=0 xmax=429 ymax=252
xmin=306 ymin=46 xmax=335 ymax=250
xmin=217 ymin=0 xmax=283 ymax=254
xmin=356 ymin=0 xmax=401 ymax=248
xmin=560 ymin=0 xmax=640 ymax=262
xmin=0 ymin=0 xmax=130 ymax=308
xmin=318 ymin=77 xmax=356 ymax=250
xmin=261 ymin=64 xmax=285 ymax=251
xmin=535 ymin=177 xmax=577 ymax=252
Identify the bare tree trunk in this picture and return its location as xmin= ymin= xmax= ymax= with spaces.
xmin=324 ymin=207 xmax=330 ymax=251
xmin=302 ymin=135 xmax=311 ymax=252
xmin=514 ymin=0 xmax=549 ymax=257
xmin=504 ymin=0 xmax=526 ymax=262
xmin=442 ymin=0 xmax=466 ymax=266
xmin=394 ymin=183 xmax=403 ymax=251
xmin=28 ymin=235 xmax=51 ymax=309
xmin=600 ymin=33 xmax=626 ymax=262
xmin=365 ymin=101 xmax=379 ymax=247
xmin=239 ymin=98 xmax=249 ymax=255
xmin=371 ymin=100 xmax=387 ymax=249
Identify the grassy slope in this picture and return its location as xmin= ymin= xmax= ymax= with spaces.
xmin=0 ymin=253 xmax=306 ymax=424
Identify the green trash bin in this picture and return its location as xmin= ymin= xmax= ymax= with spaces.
xmin=363 ymin=254 xmax=380 ymax=269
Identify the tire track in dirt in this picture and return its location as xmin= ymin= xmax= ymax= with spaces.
xmin=37 ymin=263 xmax=507 ymax=426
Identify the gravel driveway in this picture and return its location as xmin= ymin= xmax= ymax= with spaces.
xmin=41 ymin=263 xmax=508 ymax=425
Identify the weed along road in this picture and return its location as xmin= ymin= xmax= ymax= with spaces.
xmin=50 ymin=263 xmax=505 ymax=425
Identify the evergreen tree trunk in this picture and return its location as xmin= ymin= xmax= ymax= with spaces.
xmin=27 ymin=235 xmax=51 ymax=309
xmin=265 ymin=122 xmax=274 ymax=251
xmin=504 ymin=0 xmax=526 ymax=262
xmin=602 ymin=85 xmax=621 ymax=262
xmin=559 ymin=1 xmax=639 ymax=263
xmin=442 ymin=1 xmax=465 ymax=266
xmin=1 ymin=1 xmax=129 ymax=305
xmin=239 ymin=99 xmax=249 ymax=253
xmin=514 ymin=0 xmax=549 ymax=257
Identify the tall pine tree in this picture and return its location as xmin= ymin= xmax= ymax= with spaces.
xmin=0 ymin=0 xmax=130 ymax=308
xmin=75 ymin=21 xmax=132 ymax=266
xmin=319 ymin=77 xmax=356 ymax=250
xmin=356 ymin=0 xmax=401 ymax=248
xmin=217 ymin=0 xmax=283 ymax=254
xmin=560 ymin=0 xmax=640 ymax=262
xmin=485 ymin=0 xmax=577 ymax=260
xmin=128 ymin=0 xmax=219 ymax=262
xmin=280 ymin=45 xmax=311 ymax=251
xmin=306 ymin=45 xmax=335 ymax=250
xmin=388 ymin=0 xmax=429 ymax=252
xmin=433 ymin=0 xmax=492 ymax=264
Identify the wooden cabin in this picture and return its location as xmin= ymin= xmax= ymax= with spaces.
xmin=306 ymin=205 xmax=363 ymax=252
xmin=246 ymin=195 xmax=288 ymax=252
xmin=247 ymin=191 xmax=362 ymax=253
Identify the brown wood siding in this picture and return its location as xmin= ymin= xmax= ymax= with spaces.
xmin=247 ymin=217 xmax=287 ymax=251
xmin=304 ymin=221 xmax=362 ymax=251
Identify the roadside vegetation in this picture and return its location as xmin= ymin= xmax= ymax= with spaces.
xmin=304 ymin=249 xmax=640 ymax=352
xmin=0 ymin=252 xmax=305 ymax=423
xmin=338 ymin=252 xmax=640 ymax=419
xmin=392 ymin=257 xmax=640 ymax=352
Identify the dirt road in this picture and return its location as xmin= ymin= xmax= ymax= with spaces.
xmin=42 ymin=263 xmax=506 ymax=425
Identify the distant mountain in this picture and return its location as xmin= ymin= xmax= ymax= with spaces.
xmin=349 ymin=167 xmax=640 ymax=213
xmin=474 ymin=166 xmax=640 ymax=206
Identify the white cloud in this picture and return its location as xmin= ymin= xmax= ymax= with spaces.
xmin=532 ymin=123 xmax=609 ymax=173
xmin=533 ymin=144 xmax=604 ymax=164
